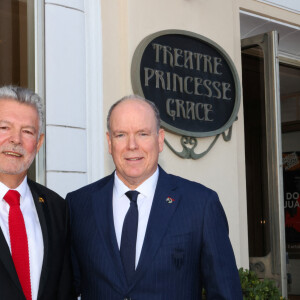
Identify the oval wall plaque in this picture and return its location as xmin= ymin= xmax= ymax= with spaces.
xmin=131 ymin=30 xmax=241 ymax=137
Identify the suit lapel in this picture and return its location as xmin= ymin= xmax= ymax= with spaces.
xmin=91 ymin=173 xmax=127 ymax=293
xmin=0 ymin=226 xmax=23 ymax=293
xmin=28 ymin=180 xmax=49 ymax=300
xmin=130 ymin=167 xmax=179 ymax=288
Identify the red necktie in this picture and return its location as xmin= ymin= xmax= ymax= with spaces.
xmin=4 ymin=190 xmax=32 ymax=300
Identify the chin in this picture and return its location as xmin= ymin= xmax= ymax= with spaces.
xmin=0 ymin=161 xmax=30 ymax=176
xmin=126 ymin=172 xmax=143 ymax=179
xmin=0 ymin=168 xmax=26 ymax=175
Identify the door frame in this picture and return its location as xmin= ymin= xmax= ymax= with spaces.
xmin=242 ymin=31 xmax=287 ymax=297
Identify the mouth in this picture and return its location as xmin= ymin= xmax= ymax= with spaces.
xmin=3 ymin=151 xmax=22 ymax=158
xmin=126 ymin=157 xmax=143 ymax=161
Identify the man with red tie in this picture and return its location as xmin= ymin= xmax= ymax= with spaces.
xmin=0 ymin=86 xmax=75 ymax=299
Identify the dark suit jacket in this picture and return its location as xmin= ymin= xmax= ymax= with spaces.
xmin=0 ymin=179 xmax=75 ymax=300
xmin=67 ymin=167 xmax=243 ymax=300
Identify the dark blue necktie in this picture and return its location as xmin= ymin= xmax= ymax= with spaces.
xmin=120 ymin=190 xmax=139 ymax=283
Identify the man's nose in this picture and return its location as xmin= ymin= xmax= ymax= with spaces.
xmin=9 ymin=129 xmax=22 ymax=144
xmin=128 ymin=135 xmax=138 ymax=150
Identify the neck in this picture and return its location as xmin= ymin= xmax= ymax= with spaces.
xmin=0 ymin=173 xmax=26 ymax=189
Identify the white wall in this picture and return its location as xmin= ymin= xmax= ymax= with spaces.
xmin=44 ymin=0 xmax=104 ymax=197
xmin=44 ymin=0 xmax=87 ymax=197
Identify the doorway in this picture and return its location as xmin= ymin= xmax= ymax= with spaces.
xmin=280 ymin=62 xmax=300 ymax=298
xmin=241 ymin=31 xmax=287 ymax=297
xmin=0 ymin=0 xmax=44 ymax=183
xmin=241 ymin=31 xmax=300 ymax=299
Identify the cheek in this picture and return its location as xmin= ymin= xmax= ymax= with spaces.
xmin=110 ymin=144 xmax=123 ymax=162
xmin=111 ymin=141 xmax=126 ymax=154
xmin=145 ymin=141 xmax=160 ymax=155
xmin=24 ymin=140 xmax=38 ymax=154
xmin=0 ymin=134 xmax=9 ymax=146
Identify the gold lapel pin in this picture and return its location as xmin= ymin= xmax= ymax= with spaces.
xmin=166 ymin=197 xmax=175 ymax=204
xmin=39 ymin=197 xmax=45 ymax=203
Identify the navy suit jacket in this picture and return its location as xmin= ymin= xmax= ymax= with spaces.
xmin=66 ymin=167 xmax=242 ymax=299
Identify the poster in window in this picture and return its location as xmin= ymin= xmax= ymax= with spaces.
xmin=283 ymin=151 xmax=300 ymax=259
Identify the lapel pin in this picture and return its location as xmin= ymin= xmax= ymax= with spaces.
xmin=39 ymin=197 xmax=45 ymax=203
xmin=166 ymin=197 xmax=175 ymax=204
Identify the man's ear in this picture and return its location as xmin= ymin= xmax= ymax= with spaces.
xmin=158 ymin=129 xmax=165 ymax=153
xmin=37 ymin=133 xmax=44 ymax=152
xmin=106 ymin=132 xmax=112 ymax=154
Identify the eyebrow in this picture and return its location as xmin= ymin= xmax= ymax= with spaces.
xmin=0 ymin=120 xmax=37 ymax=132
xmin=137 ymin=129 xmax=151 ymax=132
xmin=0 ymin=120 xmax=11 ymax=124
xmin=112 ymin=128 xmax=152 ymax=133
xmin=112 ymin=130 xmax=125 ymax=134
xmin=23 ymin=126 xmax=37 ymax=132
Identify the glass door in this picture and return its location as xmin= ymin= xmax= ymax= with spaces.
xmin=0 ymin=0 xmax=45 ymax=184
xmin=281 ymin=61 xmax=300 ymax=299
xmin=241 ymin=31 xmax=287 ymax=297
xmin=0 ymin=0 xmax=33 ymax=87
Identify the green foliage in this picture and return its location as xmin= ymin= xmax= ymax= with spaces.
xmin=239 ymin=268 xmax=286 ymax=300
xmin=202 ymin=268 xmax=286 ymax=299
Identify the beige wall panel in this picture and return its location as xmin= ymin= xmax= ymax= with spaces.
xmin=101 ymin=0 xmax=249 ymax=267
xmin=238 ymin=0 xmax=300 ymax=26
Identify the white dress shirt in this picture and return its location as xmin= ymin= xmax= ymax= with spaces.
xmin=113 ymin=168 xmax=159 ymax=268
xmin=0 ymin=177 xmax=44 ymax=300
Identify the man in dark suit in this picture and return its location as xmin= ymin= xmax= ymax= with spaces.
xmin=0 ymin=86 xmax=75 ymax=299
xmin=67 ymin=95 xmax=243 ymax=299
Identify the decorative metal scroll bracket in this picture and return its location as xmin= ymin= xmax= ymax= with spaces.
xmin=164 ymin=125 xmax=233 ymax=160
xmin=250 ymin=261 xmax=266 ymax=274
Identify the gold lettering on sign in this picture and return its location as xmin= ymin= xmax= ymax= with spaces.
xmin=152 ymin=43 xmax=223 ymax=74
xmin=144 ymin=67 xmax=231 ymax=100
xmin=166 ymin=98 xmax=214 ymax=122
xmin=145 ymin=41 xmax=233 ymax=124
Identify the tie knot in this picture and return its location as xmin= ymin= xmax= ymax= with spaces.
xmin=125 ymin=190 xmax=139 ymax=203
xmin=3 ymin=190 xmax=20 ymax=207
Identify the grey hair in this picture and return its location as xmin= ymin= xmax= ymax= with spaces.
xmin=0 ymin=85 xmax=44 ymax=137
xmin=107 ymin=94 xmax=161 ymax=134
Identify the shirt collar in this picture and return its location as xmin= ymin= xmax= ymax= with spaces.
xmin=114 ymin=168 xmax=159 ymax=199
xmin=0 ymin=176 xmax=28 ymax=203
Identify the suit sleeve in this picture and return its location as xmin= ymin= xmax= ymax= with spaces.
xmin=200 ymin=192 xmax=243 ymax=299
xmin=65 ymin=193 xmax=82 ymax=298
xmin=57 ymin=199 xmax=78 ymax=300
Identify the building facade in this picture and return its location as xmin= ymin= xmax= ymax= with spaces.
xmin=0 ymin=0 xmax=299 ymax=297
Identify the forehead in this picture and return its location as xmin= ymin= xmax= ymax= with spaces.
xmin=110 ymin=99 xmax=156 ymax=126
xmin=0 ymin=98 xmax=39 ymax=123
